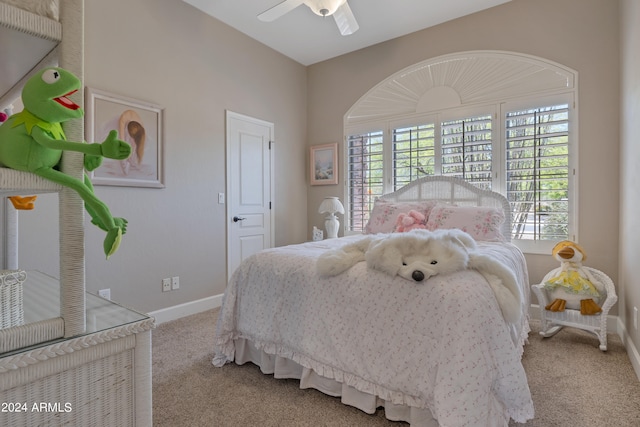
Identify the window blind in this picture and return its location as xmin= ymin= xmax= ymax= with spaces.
xmin=346 ymin=102 xmax=572 ymax=247
xmin=441 ymin=115 xmax=493 ymax=190
xmin=506 ymin=104 xmax=570 ymax=241
xmin=392 ymin=124 xmax=435 ymax=190
xmin=347 ymin=131 xmax=384 ymax=231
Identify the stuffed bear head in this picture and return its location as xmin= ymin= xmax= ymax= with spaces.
xmin=365 ymin=229 xmax=476 ymax=282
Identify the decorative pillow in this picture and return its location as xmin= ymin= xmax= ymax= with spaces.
xmin=365 ymin=200 xmax=437 ymax=234
xmin=426 ymin=204 xmax=506 ymax=241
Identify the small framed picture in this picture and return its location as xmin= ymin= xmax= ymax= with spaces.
xmin=310 ymin=143 xmax=338 ymax=185
xmin=86 ymin=88 xmax=164 ymax=188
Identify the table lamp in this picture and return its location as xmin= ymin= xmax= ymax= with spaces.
xmin=318 ymin=197 xmax=345 ymax=239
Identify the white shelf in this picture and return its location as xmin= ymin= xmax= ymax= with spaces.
xmin=0 ymin=1 xmax=61 ymax=110
xmin=0 ymin=167 xmax=62 ymax=195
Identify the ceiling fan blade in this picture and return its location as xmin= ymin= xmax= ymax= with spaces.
xmin=333 ymin=1 xmax=359 ymax=35
xmin=258 ymin=0 xmax=305 ymax=22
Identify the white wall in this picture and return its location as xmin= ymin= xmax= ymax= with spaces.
xmin=619 ymin=0 xmax=640 ymax=362
xmin=17 ymin=0 xmax=309 ymax=313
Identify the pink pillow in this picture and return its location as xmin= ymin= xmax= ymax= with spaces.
xmin=426 ymin=204 xmax=506 ymax=241
xmin=365 ymin=200 xmax=437 ymax=234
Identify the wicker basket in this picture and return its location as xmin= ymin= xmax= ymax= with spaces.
xmin=0 ymin=270 xmax=27 ymax=329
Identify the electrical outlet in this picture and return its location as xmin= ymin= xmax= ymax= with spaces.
xmin=162 ymin=278 xmax=171 ymax=292
xmin=98 ymin=288 xmax=111 ymax=300
xmin=634 ymin=307 xmax=638 ymax=330
xmin=172 ymin=276 xmax=180 ymax=290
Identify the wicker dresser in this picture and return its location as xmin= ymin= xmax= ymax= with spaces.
xmin=0 ymin=271 xmax=154 ymax=426
xmin=0 ymin=270 xmax=26 ymax=329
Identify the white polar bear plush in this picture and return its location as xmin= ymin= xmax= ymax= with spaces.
xmin=316 ymin=229 xmax=522 ymax=324
xmin=317 ymin=228 xmax=477 ymax=282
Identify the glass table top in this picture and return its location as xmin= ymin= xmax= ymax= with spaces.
xmin=1 ymin=270 xmax=150 ymax=358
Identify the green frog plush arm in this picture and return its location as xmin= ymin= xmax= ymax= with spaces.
xmin=0 ymin=67 xmax=132 ymax=258
xmin=29 ymin=125 xmax=130 ymax=158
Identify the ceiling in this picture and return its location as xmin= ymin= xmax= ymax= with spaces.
xmin=181 ymin=0 xmax=511 ymax=66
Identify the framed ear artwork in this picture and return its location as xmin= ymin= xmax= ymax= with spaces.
xmin=86 ymin=88 xmax=165 ymax=188
xmin=310 ymin=143 xmax=338 ymax=186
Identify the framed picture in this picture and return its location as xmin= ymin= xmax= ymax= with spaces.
xmin=86 ymin=88 xmax=164 ymax=188
xmin=310 ymin=143 xmax=338 ymax=185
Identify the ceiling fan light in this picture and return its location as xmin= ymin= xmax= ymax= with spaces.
xmin=305 ymin=0 xmax=347 ymax=17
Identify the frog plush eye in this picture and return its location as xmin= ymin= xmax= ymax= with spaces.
xmin=41 ymin=69 xmax=61 ymax=84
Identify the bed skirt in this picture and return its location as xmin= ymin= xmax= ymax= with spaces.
xmin=232 ymin=338 xmax=510 ymax=427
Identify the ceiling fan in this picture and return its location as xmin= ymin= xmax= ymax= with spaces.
xmin=258 ymin=0 xmax=359 ymax=36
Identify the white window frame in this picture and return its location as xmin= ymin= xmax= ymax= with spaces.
xmin=499 ymin=93 xmax=578 ymax=254
xmin=345 ymin=127 xmax=385 ymax=233
xmin=344 ymin=93 xmax=577 ymax=254
xmin=388 ymin=114 xmax=439 ymax=190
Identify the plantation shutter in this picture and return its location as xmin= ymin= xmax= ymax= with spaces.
xmin=392 ymin=124 xmax=436 ymax=190
xmin=441 ymin=115 xmax=493 ymax=190
xmin=505 ymin=104 xmax=570 ymax=241
xmin=347 ymin=131 xmax=384 ymax=231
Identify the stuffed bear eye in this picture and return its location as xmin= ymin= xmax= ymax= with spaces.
xmin=430 ymin=260 xmax=438 ymax=265
xmin=402 ymin=262 xmax=407 ymax=266
xmin=42 ymin=69 xmax=61 ymax=84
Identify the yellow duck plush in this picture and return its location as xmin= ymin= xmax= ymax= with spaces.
xmin=543 ymin=241 xmax=603 ymax=315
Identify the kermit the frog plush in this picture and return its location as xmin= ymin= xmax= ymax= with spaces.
xmin=0 ymin=67 xmax=131 ymax=258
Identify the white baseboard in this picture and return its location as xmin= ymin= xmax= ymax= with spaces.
xmin=529 ymin=303 xmax=541 ymax=321
xmin=148 ymin=294 xmax=224 ymax=325
xmin=617 ymin=317 xmax=640 ymax=382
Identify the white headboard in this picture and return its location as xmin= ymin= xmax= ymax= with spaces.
xmin=378 ymin=176 xmax=512 ymax=241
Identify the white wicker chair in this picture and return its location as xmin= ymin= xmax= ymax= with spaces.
xmin=532 ymin=267 xmax=617 ymax=351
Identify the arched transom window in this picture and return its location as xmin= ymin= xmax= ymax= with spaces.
xmin=344 ymin=50 xmax=578 ymax=254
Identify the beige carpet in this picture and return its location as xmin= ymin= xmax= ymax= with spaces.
xmin=152 ymin=309 xmax=640 ymax=426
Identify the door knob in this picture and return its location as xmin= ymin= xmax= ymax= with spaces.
xmin=233 ymin=216 xmax=246 ymax=222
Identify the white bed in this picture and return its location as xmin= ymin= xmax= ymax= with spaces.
xmin=213 ymin=176 xmax=534 ymax=426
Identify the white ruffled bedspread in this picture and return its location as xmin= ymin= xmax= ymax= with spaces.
xmin=213 ymin=235 xmax=534 ymax=426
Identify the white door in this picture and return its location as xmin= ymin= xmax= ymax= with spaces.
xmin=226 ymin=111 xmax=274 ymax=279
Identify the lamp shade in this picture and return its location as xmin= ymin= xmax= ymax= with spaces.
xmin=318 ymin=197 xmax=345 ymax=215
